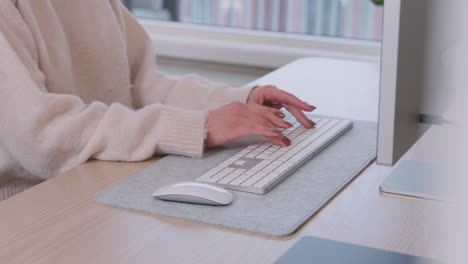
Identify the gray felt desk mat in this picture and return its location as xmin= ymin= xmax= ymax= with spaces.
xmin=95 ymin=121 xmax=376 ymax=236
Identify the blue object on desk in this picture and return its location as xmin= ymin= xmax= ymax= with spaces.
xmin=276 ymin=236 xmax=441 ymax=264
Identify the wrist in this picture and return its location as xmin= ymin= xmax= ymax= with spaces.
xmin=204 ymin=110 xmax=216 ymax=148
xmin=247 ymin=85 xmax=260 ymax=104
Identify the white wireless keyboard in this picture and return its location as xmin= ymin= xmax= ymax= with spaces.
xmin=196 ymin=115 xmax=353 ymax=194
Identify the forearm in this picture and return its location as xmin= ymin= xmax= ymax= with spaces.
xmin=0 ymin=41 xmax=207 ymax=180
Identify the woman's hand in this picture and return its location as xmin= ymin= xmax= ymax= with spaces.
xmin=247 ymin=85 xmax=316 ymax=128
xmin=204 ymin=85 xmax=316 ymax=149
xmin=204 ymin=102 xmax=292 ymax=148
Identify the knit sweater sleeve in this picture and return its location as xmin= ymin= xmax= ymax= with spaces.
xmin=0 ymin=33 xmax=206 ymax=180
xmin=121 ymin=7 xmax=255 ymax=110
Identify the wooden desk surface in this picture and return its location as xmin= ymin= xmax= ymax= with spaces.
xmin=0 ymin=58 xmax=444 ymax=264
xmin=0 ymin=158 xmax=443 ymax=264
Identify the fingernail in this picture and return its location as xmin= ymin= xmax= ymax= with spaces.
xmin=302 ymin=101 xmax=315 ymax=109
xmin=278 ymin=112 xmax=285 ymax=118
xmin=286 ymin=122 xmax=293 ymax=128
xmin=309 ymin=120 xmax=316 ymax=127
xmin=304 ymin=102 xmax=315 ymax=109
xmin=281 ymin=141 xmax=287 ymax=147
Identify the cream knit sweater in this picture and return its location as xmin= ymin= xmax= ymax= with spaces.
xmin=0 ymin=0 xmax=253 ymax=200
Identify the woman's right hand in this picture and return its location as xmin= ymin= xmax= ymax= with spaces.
xmin=204 ymin=102 xmax=292 ymax=148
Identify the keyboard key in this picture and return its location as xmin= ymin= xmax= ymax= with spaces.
xmin=235 ymin=169 xmax=250 ymax=175
xmin=245 ymin=149 xmax=263 ymax=158
xmin=210 ymin=168 xmax=235 ymax=182
xmin=248 ymin=143 xmax=261 ymax=149
xmin=253 ymin=172 xmax=281 ymax=188
xmin=218 ymin=175 xmax=235 ymax=184
xmin=241 ymin=171 xmax=268 ymax=186
xmin=251 ymin=159 xmax=273 ymax=171
xmin=233 ymin=160 xmax=247 ymax=166
xmin=229 ymin=170 xmax=256 ymax=185
xmin=283 ymin=129 xmax=295 ymax=135
xmin=256 ymin=154 xmax=275 ymax=160
xmin=197 ymin=166 xmax=224 ymax=181
xmin=234 ymin=148 xmax=252 ymax=157
xmin=276 ymin=155 xmax=292 ymax=161
xmin=260 ymin=142 xmax=274 ymax=148
xmin=262 ymin=160 xmax=284 ymax=172
xmin=269 ymin=152 xmax=284 ymax=159
xmin=268 ymin=145 xmax=281 ymax=151
xmin=275 ymin=161 xmax=295 ymax=173
xmin=219 ymin=156 xmax=240 ymax=167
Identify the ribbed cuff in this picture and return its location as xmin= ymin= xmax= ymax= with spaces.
xmin=206 ymin=86 xmax=255 ymax=109
xmin=157 ymin=109 xmax=207 ymax=158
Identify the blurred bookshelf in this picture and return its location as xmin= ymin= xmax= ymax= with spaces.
xmin=123 ymin=0 xmax=383 ymax=41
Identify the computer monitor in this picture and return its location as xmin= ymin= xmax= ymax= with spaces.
xmin=377 ymin=0 xmax=451 ymax=166
xmin=377 ymin=0 xmax=460 ymax=200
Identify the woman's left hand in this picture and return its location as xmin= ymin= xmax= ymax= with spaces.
xmin=247 ymin=85 xmax=316 ymax=128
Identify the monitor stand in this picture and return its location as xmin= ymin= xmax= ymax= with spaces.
xmin=379 ymin=160 xmax=451 ymax=201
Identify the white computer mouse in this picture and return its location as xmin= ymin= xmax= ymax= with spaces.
xmin=152 ymin=181 xmax=233 ymax=206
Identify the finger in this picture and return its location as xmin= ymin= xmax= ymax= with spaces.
xmin=283 ymin=103 xmax=315 ymax=129
xmin=268 ymin=133 xmax=291 ymax=147
xmin=255 ymin=104 xmax=285 ymax=118
xmin=248 ymin=106 xmax=287 ymax=128
xmin=257 ymin=107 xmax=292 ymax=129
xmin=271 ymin=89 xmax=315 ymax=112
xmin=248 ymin=124 xmax=283 ymax=138
xmin=275 ymin=111 xmax=286 ymax=118
xmin=248 ymin=114 xmax=276 ymax=129
xmin=265 ymin=101 xmax=283 ymax=110
xmin=267 ymin=135 xmax=288 ymax=147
